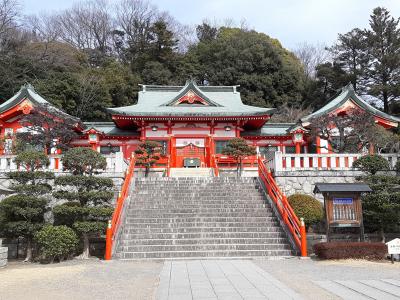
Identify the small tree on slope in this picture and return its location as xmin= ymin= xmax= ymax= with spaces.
xmin=222 ymin=138 xmax=256 ymax=176
xmin=134 ymin=141 xmax=161 ymax=177
xmin=0 ymin=151 xmax=54 ymax=261
xmin=53 ymin=147 xmax=113 ymax=259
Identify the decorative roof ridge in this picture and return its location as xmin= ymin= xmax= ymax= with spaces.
xmin=83 ymin=121 xmax=115 ymax=125
xmin=160 ymin=80 xmax=223 ymax=107
xmin=262 ymin=122 xmax=296 ymax=127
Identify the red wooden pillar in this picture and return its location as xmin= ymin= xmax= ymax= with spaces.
xmin=295 ymin=142 xmax=301 ymax=154
xmin=169 ymin=136 xmax=176 ymax=167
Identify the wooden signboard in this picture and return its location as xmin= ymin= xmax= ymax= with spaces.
xmin=314 ymin=183 xmax=371 ymax=242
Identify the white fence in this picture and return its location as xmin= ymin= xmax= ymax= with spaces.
xmin=266 ymin=151 xmax=399 ymax=172
xmin=0 ymin=152 xmax=127 ymax=173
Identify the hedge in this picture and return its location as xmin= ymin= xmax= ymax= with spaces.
xmin=287 ymin=194 xmax=323 ymax=227
xmin=314 ymin=242 xmax=387 ymax=260
xmin=35 ymin=225 xmax=78 ymax=263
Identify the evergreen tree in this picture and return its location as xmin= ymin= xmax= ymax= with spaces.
xmin=135 ymin=141 xmax=161 ymax=177
xmin=366 ymin=7 xmax=400 ymax=113
xmin=222 ymin=138 xmax=256 ymax=176
xmin=0 ymin=151 xmax=54 ymax=261
xmin=187 ymin=27 xmax=305 ymax=108
xmin=52 ymin=147 xmax=113 ymax=259
xmin=329 ymin=28 xmax=368 ymax=93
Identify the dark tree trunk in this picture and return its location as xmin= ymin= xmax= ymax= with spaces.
xmin=79 ymin=233 xmax=90 ymax=259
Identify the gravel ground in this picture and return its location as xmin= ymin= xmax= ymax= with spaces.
xmin=0 ymin=259 xmax=163 ymax=300
xmin=254 ymin=257 xmax=400 ymax=299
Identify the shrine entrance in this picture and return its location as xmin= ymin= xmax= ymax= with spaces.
xmin=171 ymin=137 xmax=210 ymax=168
xmin=175 ymin=143 xmax=205 ymax=168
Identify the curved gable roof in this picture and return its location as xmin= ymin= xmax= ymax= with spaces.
xmin=0 ymin=83 xmax=80 ymax=122
xmin=107 ymin=80 xmax=275 ymax=118
xmin=301 ymin=83 xmax=400 ymax=125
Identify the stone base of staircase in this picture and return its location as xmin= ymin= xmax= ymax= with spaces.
xmin=115 ymin=177 xmax=294 ymax=260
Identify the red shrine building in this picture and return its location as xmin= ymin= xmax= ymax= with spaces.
xmin=0 ymin=81 xmax=399 ymax=170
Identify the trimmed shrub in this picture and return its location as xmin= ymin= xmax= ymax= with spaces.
xmin=287 ymin=194 xmax=323 ymax=228
xmin=352 ymin=154 xmax=389 ymax=174
xmin=395 ymin=160 xmax=400 ymax=173
xmin=35 ymin=225 xmax=78 ymax=263
xmin=314 ymin=242 xmax=387 ymax=260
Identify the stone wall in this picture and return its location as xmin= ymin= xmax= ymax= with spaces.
xmin=274 ymin=170 xmax=364 ymax=201
xmin=0 ymin=246 xmax=7 ymax=267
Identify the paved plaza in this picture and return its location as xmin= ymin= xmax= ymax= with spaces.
xmin=157 ymin=260 xmax=302 ymax=300
xmin=1 ymin=258 xmax=400 ymax=299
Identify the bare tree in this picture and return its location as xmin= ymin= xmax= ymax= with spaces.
xmin=74 ymin=72 xmax=104 ymax=119
xmin=293 ymin=42 xmax=330 ymax=79
xmin=308 ymin=108 xmax=378 ymax=153
xmin=56 ymin=0 xmax=113 ymax=57
xmin=114 ymin=0 xmax=157 ymax=56
xmin=0 ymin=0 xmax=18 ymax=37
xmin=269 ymin=103 xmax=312 ymax=123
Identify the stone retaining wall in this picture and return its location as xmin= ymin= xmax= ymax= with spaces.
xmin=0 ymin=246 xmax=7 ymax=267
xmin=274 ymin=170 xmax=364 ymax=201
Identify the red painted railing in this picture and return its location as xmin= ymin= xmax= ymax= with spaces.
xmin=166 ymin=155 xmax=171 ymax=177
xmin=105 ymin=156 xmax=136 ymax=260
xmin=258 ymin=156 xmax=307 ymax=257
xmin=211 ymin=154 xmax=219 ymax=177
xmin=215 ymin=155 xmax=258 ymax=168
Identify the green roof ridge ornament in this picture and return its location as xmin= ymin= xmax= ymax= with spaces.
xmin=21 ymin=82 xmax=35 ymax=93
xmin=344 ymin=82 xmax=355 ymax=92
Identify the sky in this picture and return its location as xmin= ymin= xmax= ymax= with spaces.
xmin=20 ymin=0 xmax=400 ymax=50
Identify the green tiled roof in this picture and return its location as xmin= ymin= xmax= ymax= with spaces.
xmin=301 ymin=83 xmax=400 ymax=124
xmin=107 ymin=80 xmax=275 ymax=117
xmin=83 ymin=122 xmax=139 ymax=137
xmin=242 ymin=123 xmax=296 ymax=136
xmin=0 ymin=83 xmax=79 ymax=121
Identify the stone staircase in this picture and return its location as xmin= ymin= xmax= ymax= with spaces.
xmin=115 ymin=177 xmax=294 ymax=259
xmin=169 ymin=167 xmax=213 ymax=177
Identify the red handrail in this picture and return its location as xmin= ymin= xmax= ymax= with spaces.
xmin=105 ymin=156 xmax=136 ymax=260
xmin=258 ymin=156 xmax=307 ymax=257
xmin=211 ymin=154 xmax=219 ymax=177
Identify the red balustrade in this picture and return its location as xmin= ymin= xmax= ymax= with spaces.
xmin=258 ymin=156 xmax=307 ymax=257
xmin=105 ymin=156 xmax=136 ymax=260
xmin=211 ymin=154 xmax=219 ymax=177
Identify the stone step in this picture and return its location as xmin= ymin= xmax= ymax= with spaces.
xmin=121 ymin=231 xmax=287 ymax=240
xmin=126 ymin=208 xmax=271 ymax=214
xmin=128 ymin=204 xmax=269 ymax=209
xmin=119 ymin=237 xmax=289 ymax=246
xmin=118 ymin=249 xmax=293 ymax=259
xmin=134 ymin=177 xmax=258 ymax=182
xmin=115 ymin=176 xmax=292 ymax=260
xmin=130 ymin=199 xmax=266 ymax=204
xmin=127 ymin=211 xmax=274 ymax=218
xmin=125 ymin=216 xmax=277 ymax=224
xmin=119 ymin=243 xmax=292 ymax=253
xmin=124 ymin=221 xmax=280 ymax=228
xmin=123 ymin=226 xmax=284 ymax=234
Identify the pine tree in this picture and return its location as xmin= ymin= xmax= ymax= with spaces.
xmin=329 ymin=28 xmax=368 ymax=93
xmin=366 ymin=7 xmax=400 ymax=113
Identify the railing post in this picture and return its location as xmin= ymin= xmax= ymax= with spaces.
xmin=274 ymin=151 xmax=283 ymax=172
xmin=300 ymin=217 xmax=307 ymax=257
xmin=104 ymin=220 xmax=112 ymax=260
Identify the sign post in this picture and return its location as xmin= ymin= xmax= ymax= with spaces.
xmin=314 ymin=183 xmax=372 ymax=242
xmin=386 ymin=238 xmax=400 ymax=264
